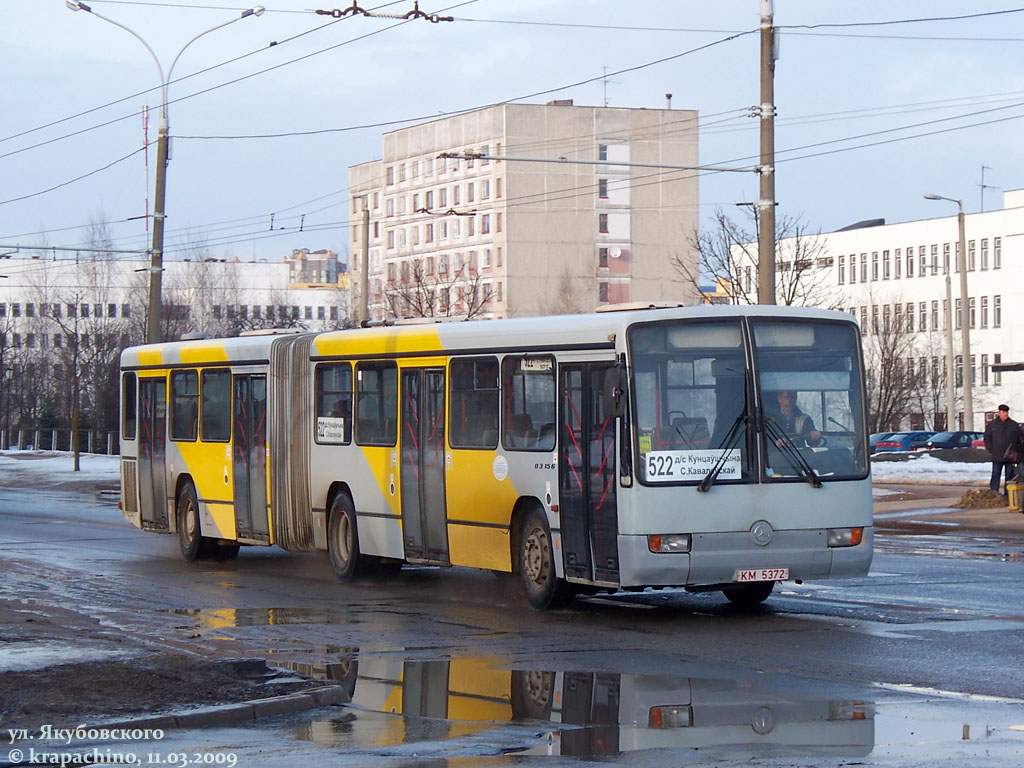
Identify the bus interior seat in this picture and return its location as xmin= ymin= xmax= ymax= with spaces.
xmin=670 ymin=417 xmax=710 ymax=448
xmin=507 ymin=413 xmax=535 ymax=448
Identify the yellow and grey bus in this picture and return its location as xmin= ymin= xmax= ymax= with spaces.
xmin=118 ymin=305 xmax=872 ymax=609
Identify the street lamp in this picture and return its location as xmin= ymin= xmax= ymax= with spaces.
xmin=66 ymin=1 xmax=264 ymax=344
xmin=924 ymin=193 xmax=973 ymax=430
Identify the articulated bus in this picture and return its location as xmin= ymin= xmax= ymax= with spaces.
xmin=118 ymin=305 xmax=872 ymax=609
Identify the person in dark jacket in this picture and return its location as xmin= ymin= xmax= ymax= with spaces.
xmin=983 ymin=404 xmax=1019 ymax=494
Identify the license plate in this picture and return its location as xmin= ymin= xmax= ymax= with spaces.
xmin=733 ymin=567 xmax=789 ymax=582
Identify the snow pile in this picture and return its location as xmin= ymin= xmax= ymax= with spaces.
xmin=869 ymin=453 xmax=988 ymax=485
xmin=0 ymin=450 xmax=120 ymax=483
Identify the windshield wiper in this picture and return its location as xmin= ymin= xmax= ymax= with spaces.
xmin=697 ymin=414 xmax=747 ymax=493
xmin=763 ymin=417 xmax=822 ymax=488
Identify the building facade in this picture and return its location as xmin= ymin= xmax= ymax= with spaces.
xmin=774 ymin=189 xmax=1024 ymax=432
xmin=348 ymin=101 xmax=699 ymax=321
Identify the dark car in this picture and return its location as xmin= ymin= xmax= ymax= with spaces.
xmin=911 ymin=430 xmax=984 ymax=450
xmin=874 ymin=431 xmax=936 ymax=453
xmin=868 ymin=432 xmax=895 ymax=454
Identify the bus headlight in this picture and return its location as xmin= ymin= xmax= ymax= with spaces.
xmin=649 ymin=705 xmax=693 ymax=728
xmin=648 ymin=534 xmax=691 ymax=553
xmin=827 ymin=527 xmax=864 ymax=548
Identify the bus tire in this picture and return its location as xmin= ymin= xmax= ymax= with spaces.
xmin=327 ymin=493 xmax=363 ymax=582
xmin=510 ymin=670 xmax=555 ymax=720
xmin=723 ymin=580 xmax=775 ymax=608
xmin=519 ymin=509 xmax=572 ymax=610
xmin=177 ymin=483 xmax=208 ymax=562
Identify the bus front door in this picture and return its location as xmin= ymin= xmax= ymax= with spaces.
xmin=138 ymin=378 xmax=169 ymax=531
xmin=559 ymin=364 xmax=619 ymax=584
xmin=232 ymin=374 xmax=269 ymax=542
xmin=400 ymin=368 xmax=449 ymax=564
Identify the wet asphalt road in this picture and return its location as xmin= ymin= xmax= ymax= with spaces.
xmin=1 ymin=486 xmax=1023 ymax=766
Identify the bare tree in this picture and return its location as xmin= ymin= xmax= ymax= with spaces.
xmin=538 ymin=263 xmax=588 ymax=315
xmin=860 ymin=293 xmax=921 ymax=432
xmin=382 ymin=259 xmax=489 ymax=320
xmin=674 ymin=207 xmax=840 ymax=308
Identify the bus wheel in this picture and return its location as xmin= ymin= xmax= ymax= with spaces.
xmin=519 ymin=510 xmax=572 ymax=610
xmin=723 ymin=581 xmax=775 ymax=608
xmin=328 ymin=494 xmax=363 ymax=582
xmin=177 ymin=483 xmax=207 ymax=562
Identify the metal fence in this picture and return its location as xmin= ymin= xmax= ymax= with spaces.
xmin=0 ymin=429 xmax=120 ymax=456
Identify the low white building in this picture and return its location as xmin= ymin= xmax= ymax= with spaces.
xmin=782 ymin=189 xmax=1024 ymax=431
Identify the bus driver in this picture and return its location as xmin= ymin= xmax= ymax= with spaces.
xmin=772 ymin=390 xmax=822 ymax=448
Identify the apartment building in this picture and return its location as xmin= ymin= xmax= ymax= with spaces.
xmin=775 ymin=189 xmax=1024 ymax=431
xmin=348 ymin=101 xmax=699 ymax=321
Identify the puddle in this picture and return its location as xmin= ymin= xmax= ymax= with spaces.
xmin=284 ymin=655 xmax=876 ymax=760
xmin=167 ymin=606 xmax=357 ymax=629
xmin=0 ymin=639 xmax=135 ymax=672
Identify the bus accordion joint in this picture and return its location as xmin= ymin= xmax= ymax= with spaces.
xmin=827 ymin=527 xmax=864 ymax=547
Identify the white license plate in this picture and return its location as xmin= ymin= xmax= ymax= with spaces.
xmin=733 ymin=567 xmax=789 ymax=583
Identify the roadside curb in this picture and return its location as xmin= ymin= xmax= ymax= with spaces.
xmin=97 ymin=684 xmax=350 ymax=731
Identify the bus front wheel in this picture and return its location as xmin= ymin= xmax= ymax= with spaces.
xmin=177 ymin=483 xmax=210 ymax=562
xmin=723 ymin=580 xmax=775 ymax=608
xmin=328 ymin=493 xmax=363 ymax=582
xmin=519 ymin=510 xmax=573 ymax=610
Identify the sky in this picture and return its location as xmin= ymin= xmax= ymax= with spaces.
xmin=3 ymin=1 xmax=1024 ymax=267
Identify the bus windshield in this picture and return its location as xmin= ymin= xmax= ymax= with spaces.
xmin=753 ymin=320 xmax=867 ymax=481
xmin=629 ymin=320 xmax=752 ymax=486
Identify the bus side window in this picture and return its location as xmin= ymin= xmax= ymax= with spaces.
xmin=122 ymin=372 xmax=137 ymax=440
xmin=315 ymin=363 xmax=352 ymax=445
xmin=170 ymin=370 xmax=198 ymax=442
xmin=450 ymin=356 xmax=499 ymax=449
xmin=501 ymin=355 xmax=555 ymax=452
xmin=200 ymin=368 xmax=231 ymax=442
xmin=355 ymin=361 xmax=397 ymax=446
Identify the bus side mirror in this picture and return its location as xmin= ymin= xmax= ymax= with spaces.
xmin=602 ymin=364 xmax=627 ymax=418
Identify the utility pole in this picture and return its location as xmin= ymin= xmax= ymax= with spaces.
xmin=757 ymin=0 xmax=777 ymax=305
xmin=360 ymin=198 xmax=370 ymax=325
xmin=957 ymin=205 xmax=973 ymax=429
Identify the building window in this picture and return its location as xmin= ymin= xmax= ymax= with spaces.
xmin=982 ymin=354 xmax=990 ymax=386
xmin=871 ymin=305 xmax=879 ymax=334
xmin=906 ymin=303 xmax=914 ymax=332
xmin=872 ymin=252 xmax=879 ymax=281
xmin=931 ymin=300 xmax=939 ymax=330
xmin=994 ymin=295 xmax=1001 ymax=327
xmin=481 ymin=179 xmax=490 ymax=199
xmin=496 ymin=177 xmax=503 ymax=198
xmin=598 ymin=144 xmax=608 ymax=161
xmin=981 ymin=238 xmax=989 ymax=270
xmin=598 ymin=214 xmax=609 ymax=233
xmin=930 ymin=244 xmax=938 ymax=275
xmin=860 ymin=253 xmax=868 ymax=282
xmin=883 ymin=250 xmax=890 ymax=279
xmin=994 ymin=237 xmax=1002 ymax=269
xmin=598 ymin=178 xmax=608 ymax=198
xmin=969 ymin=297 xmax=976 ymax=328
xmin=955 ymin=298 xmax=962 ymax=330
xmin=481 ymin=214 xmax=490 ymax=234
xmin=599 ymin=247 xmax=609 ymax=268
xmin=995 ymin=353 xmax=1002 ymax=385
xmin=894 ymin=248 xmax=902 ymax=279
xmin=919 ymin=301 xmax=927 ymax=332
xmin=942 ymin=242 xmax=950 ymax=274
xmin=981 ymin=296 xmax=989 ymax=328
xmin=387 ymin=230 xmax=395 ymax=249
xmin=859 ymin=306 xmax=867 ymax=330
xmin=906 ymin=248 xmax=914 ymax=278
xmin=386 ymin=166 xmax=394 ymax=185
xmin=968 ymin=240 xmax=976 ymax=271
xmin=305 ymin=306 xmax=313 ymax=320
xmin=918 ymin=246 xmax=927 ymax=276
xmin=467 ymin=183 xmax=474 ymax=203
xmin=838 ymin=255 xmax=845 ymax=284
xmin=849 ymin=255 xmax=857 ymax=284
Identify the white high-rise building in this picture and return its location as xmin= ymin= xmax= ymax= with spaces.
xmin=349 ymin=100 xmax=699 ymax=321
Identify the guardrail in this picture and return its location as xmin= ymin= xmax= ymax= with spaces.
xmin=0 ymin=429 xmax=120 ymax=456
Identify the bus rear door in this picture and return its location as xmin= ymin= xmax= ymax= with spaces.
xmin=138 ymin=377 xmax=169 ymax=531
xmin=559 ymin=363 xmax=619 ymax=584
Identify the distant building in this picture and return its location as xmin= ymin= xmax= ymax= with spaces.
xmin=768 ymin=189 xmax=1024 ymax=431
xmin=349 ymin=101 xmax=698 ymax=321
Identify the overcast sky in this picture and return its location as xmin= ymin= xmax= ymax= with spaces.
xmin=3 ymin=1 xmax=1024 ymax=266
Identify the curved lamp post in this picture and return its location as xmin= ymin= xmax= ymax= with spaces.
xmin=66 ymin=1 xmax=264 ymax=343
xmin=924 ymin=193 xmax=972 ymax=430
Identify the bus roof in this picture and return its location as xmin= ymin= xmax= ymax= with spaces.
xmin=121 ymin=305 xmax=856 ymax=368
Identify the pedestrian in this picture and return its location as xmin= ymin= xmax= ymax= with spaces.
xmin=983 ymin=404 xmax=1019 ymax=495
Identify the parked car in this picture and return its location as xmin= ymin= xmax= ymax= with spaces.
xmin=911 ymin=430 xmax=984 ymax=450
xmin=972 ymin=437 xmax=986 ymax=449
xmin=868 ymin=432 xmax=896 ymax=454
xmin=874 ymin=431 xmax=936 ymax=453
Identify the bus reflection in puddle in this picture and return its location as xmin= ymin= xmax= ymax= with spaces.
xmin=288 ymin=656 xmax=874 ymax=759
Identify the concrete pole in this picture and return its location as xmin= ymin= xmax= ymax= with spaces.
xmin=757 ymin=0 xmax=777 ymax=305
xmin=957 ymin=205 xmax=973 ymax=429
xmin=360 ymin=199 xmax=370 ymax=325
